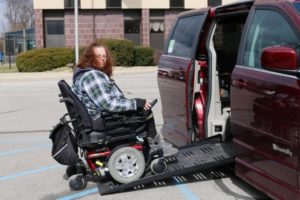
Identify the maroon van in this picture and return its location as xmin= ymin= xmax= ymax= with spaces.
xmin=158 ymin=0 xmax=300 ymax=199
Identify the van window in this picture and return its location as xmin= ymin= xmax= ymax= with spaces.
xmin=242 ymin=10 xmax=299 ymax=68
xmin=293 ymin=2 xmax=300 ymax=14
xmin=167 ymin=14 xmax=205 ymax=58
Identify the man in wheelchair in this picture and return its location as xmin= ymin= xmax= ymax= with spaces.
xmin=51 ymin=42 xmax=177 ymax=189
xmin=72 ymin=42 xmax=177 ymax=155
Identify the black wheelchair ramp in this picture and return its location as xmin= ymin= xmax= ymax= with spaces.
xmin=97 ymin=137 xmax=235 ymax=195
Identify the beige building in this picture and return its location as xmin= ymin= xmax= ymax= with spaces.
xmin=34 ymin=0 xmax=236 ymax=50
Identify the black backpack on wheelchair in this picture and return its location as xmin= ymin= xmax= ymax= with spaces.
xmin=50 ymin=80 xmax=155 ymax=189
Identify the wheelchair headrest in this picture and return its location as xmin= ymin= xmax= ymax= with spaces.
xmin=58 ymin=80 xmax=93 ymax=133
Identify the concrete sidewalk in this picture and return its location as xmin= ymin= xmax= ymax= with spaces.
xmin=0 ymin=66 xmax=158 ymax=81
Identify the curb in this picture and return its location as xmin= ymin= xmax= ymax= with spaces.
xmin=0 ymin=66 xmax=158 ymax=81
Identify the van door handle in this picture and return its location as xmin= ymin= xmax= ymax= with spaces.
xmin=260 ymin=89 xmax=276 ymax=95
xmin=232 ymin=80 xmax=247 ymax=89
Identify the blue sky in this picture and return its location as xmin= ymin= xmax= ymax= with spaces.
xmin=0 ymin=0 xmax=7 ymax=34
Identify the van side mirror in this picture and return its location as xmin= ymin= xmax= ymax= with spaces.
xmin=261 ymin=46 xmax=298 ymax=71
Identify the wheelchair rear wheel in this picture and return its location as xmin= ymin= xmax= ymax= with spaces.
xmin=108 ymin=146 xmax=145 ymax=184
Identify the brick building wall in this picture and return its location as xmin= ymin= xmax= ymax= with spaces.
xmin=35 ymin=9 xmax=183 ymax=49
xmin=141 ymin=9 xmax=150 ymax=47
xmin=33 ymin=0 xmax=239 ymax=50
xmin=34 ymin=9 xmax=44 ymax=49
xmin=64 ymin=10 xmax=124 ymax=48
xmin=164 ymin=10 xmax=182 ymax=42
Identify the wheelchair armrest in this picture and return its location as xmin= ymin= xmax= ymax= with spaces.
xmin=101 ymin=112 xmax=115 ymax=118
xmin=101 ymin=111 xmax=133 ymax=118
xmin=100 ymin=112 xmax=125 ymax=123
xmin=59 ymin=97 xmax=74 ymax=104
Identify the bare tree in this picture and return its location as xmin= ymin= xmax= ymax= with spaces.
xmin=2 ymin=0 xmax=34 ymax=31
xmin=0 ymin=21 xmax=6 ymax=34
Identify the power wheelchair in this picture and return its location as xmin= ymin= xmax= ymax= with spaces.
xmin=50 ymin=80 xmax=170 ymax=191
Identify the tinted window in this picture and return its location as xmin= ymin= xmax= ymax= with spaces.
xmin=293 ymin=2 xmax=300 ymax=14
xmin=125 ymin=20 xmax=140 ymax=33
xmin=167 ymin=15 xmax=204 ymax=58
xmin=208 ymin=0 xmax=221 ymax=7
xmin=64 ymin=0 xmax=80 ymax=8
xmin=242 ymin=10 xmax=299 ymax=68
xmin=46 ymin=21 xmax=64 ymax=35
xmin=107 ymin=0 xmax=121 ymax=8
xmin=150 ymin=10 xmax=164 ymax=33
xmin=170 ymin=0 xmax=184 ymax=8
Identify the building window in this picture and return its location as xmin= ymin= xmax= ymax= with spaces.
xmin=124 ymin=10 xmax=141 ymax=45
xmin=64 ymin=0 xmax=81 ymax=8
xmin=150 ymin=10 xmax=164 ymax=50
xmin=170 ymin=0 xmax=184 ymax=8
xmin=150 ymin=21 xmax=164 ymax=33
xmin=46 ymin=21 xmax=64 ymax=35
xmin=125 ymin=20 xmax=140 ymax=33
xmin=208 ymin=0 xmax=222 ymax=6
xmin=107 ymin=0 xmax=121 ymax=8
xmin=44 ymin=11 xmax=65 ymax=48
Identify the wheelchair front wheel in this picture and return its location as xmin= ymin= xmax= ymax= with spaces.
xmin=65 ymin=165 xmax=77 ymax=179
xmin=108 ymin=147 xmax=145 ymax=184
xmin=69 ymin=175 xmax=87 ymax=191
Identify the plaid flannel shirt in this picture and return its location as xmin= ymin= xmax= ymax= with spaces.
xmin=72 ymin=69 xmax=137 ymax=119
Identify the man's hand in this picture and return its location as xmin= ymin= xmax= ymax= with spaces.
xmin=144 ymin=102 xmax=152 ymax=110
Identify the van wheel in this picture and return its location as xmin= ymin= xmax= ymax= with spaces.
xmin=108 ymin=147 xmax=145 ymax=184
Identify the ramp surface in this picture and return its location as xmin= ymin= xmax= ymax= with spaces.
xmin=97 ymin=138 xmax=235 ymax=195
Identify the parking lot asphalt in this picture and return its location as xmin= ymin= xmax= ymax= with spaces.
xmin=0 ymin=67 xmax=270 ymax=200
xmin=0 ymin=66 xmax=158 ymax=82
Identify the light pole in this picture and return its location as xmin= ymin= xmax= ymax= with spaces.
xmin=74 ymin=0 xmax=79 ymax=64
xmin=8 ymin=34 xmax=11 ymax=69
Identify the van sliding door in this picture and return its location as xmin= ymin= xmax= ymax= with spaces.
xmin=158 ymin=10 xmax=209 ymax=146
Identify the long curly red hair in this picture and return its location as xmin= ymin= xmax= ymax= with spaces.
xmin=77 ymin=42 xmax=114 ymax=77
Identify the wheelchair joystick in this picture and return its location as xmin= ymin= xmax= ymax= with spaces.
xmin=149 ymin=99 xmax=158 ymax=107
xmin=143 ymin=99 xmax=158 ymax=116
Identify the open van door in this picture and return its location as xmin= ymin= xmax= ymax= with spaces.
xmin=158 ymin=8 xmax=210 ymax=147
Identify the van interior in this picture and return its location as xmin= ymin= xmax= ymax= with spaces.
xmin=194 ymin=13 xmax=249 ymax=141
